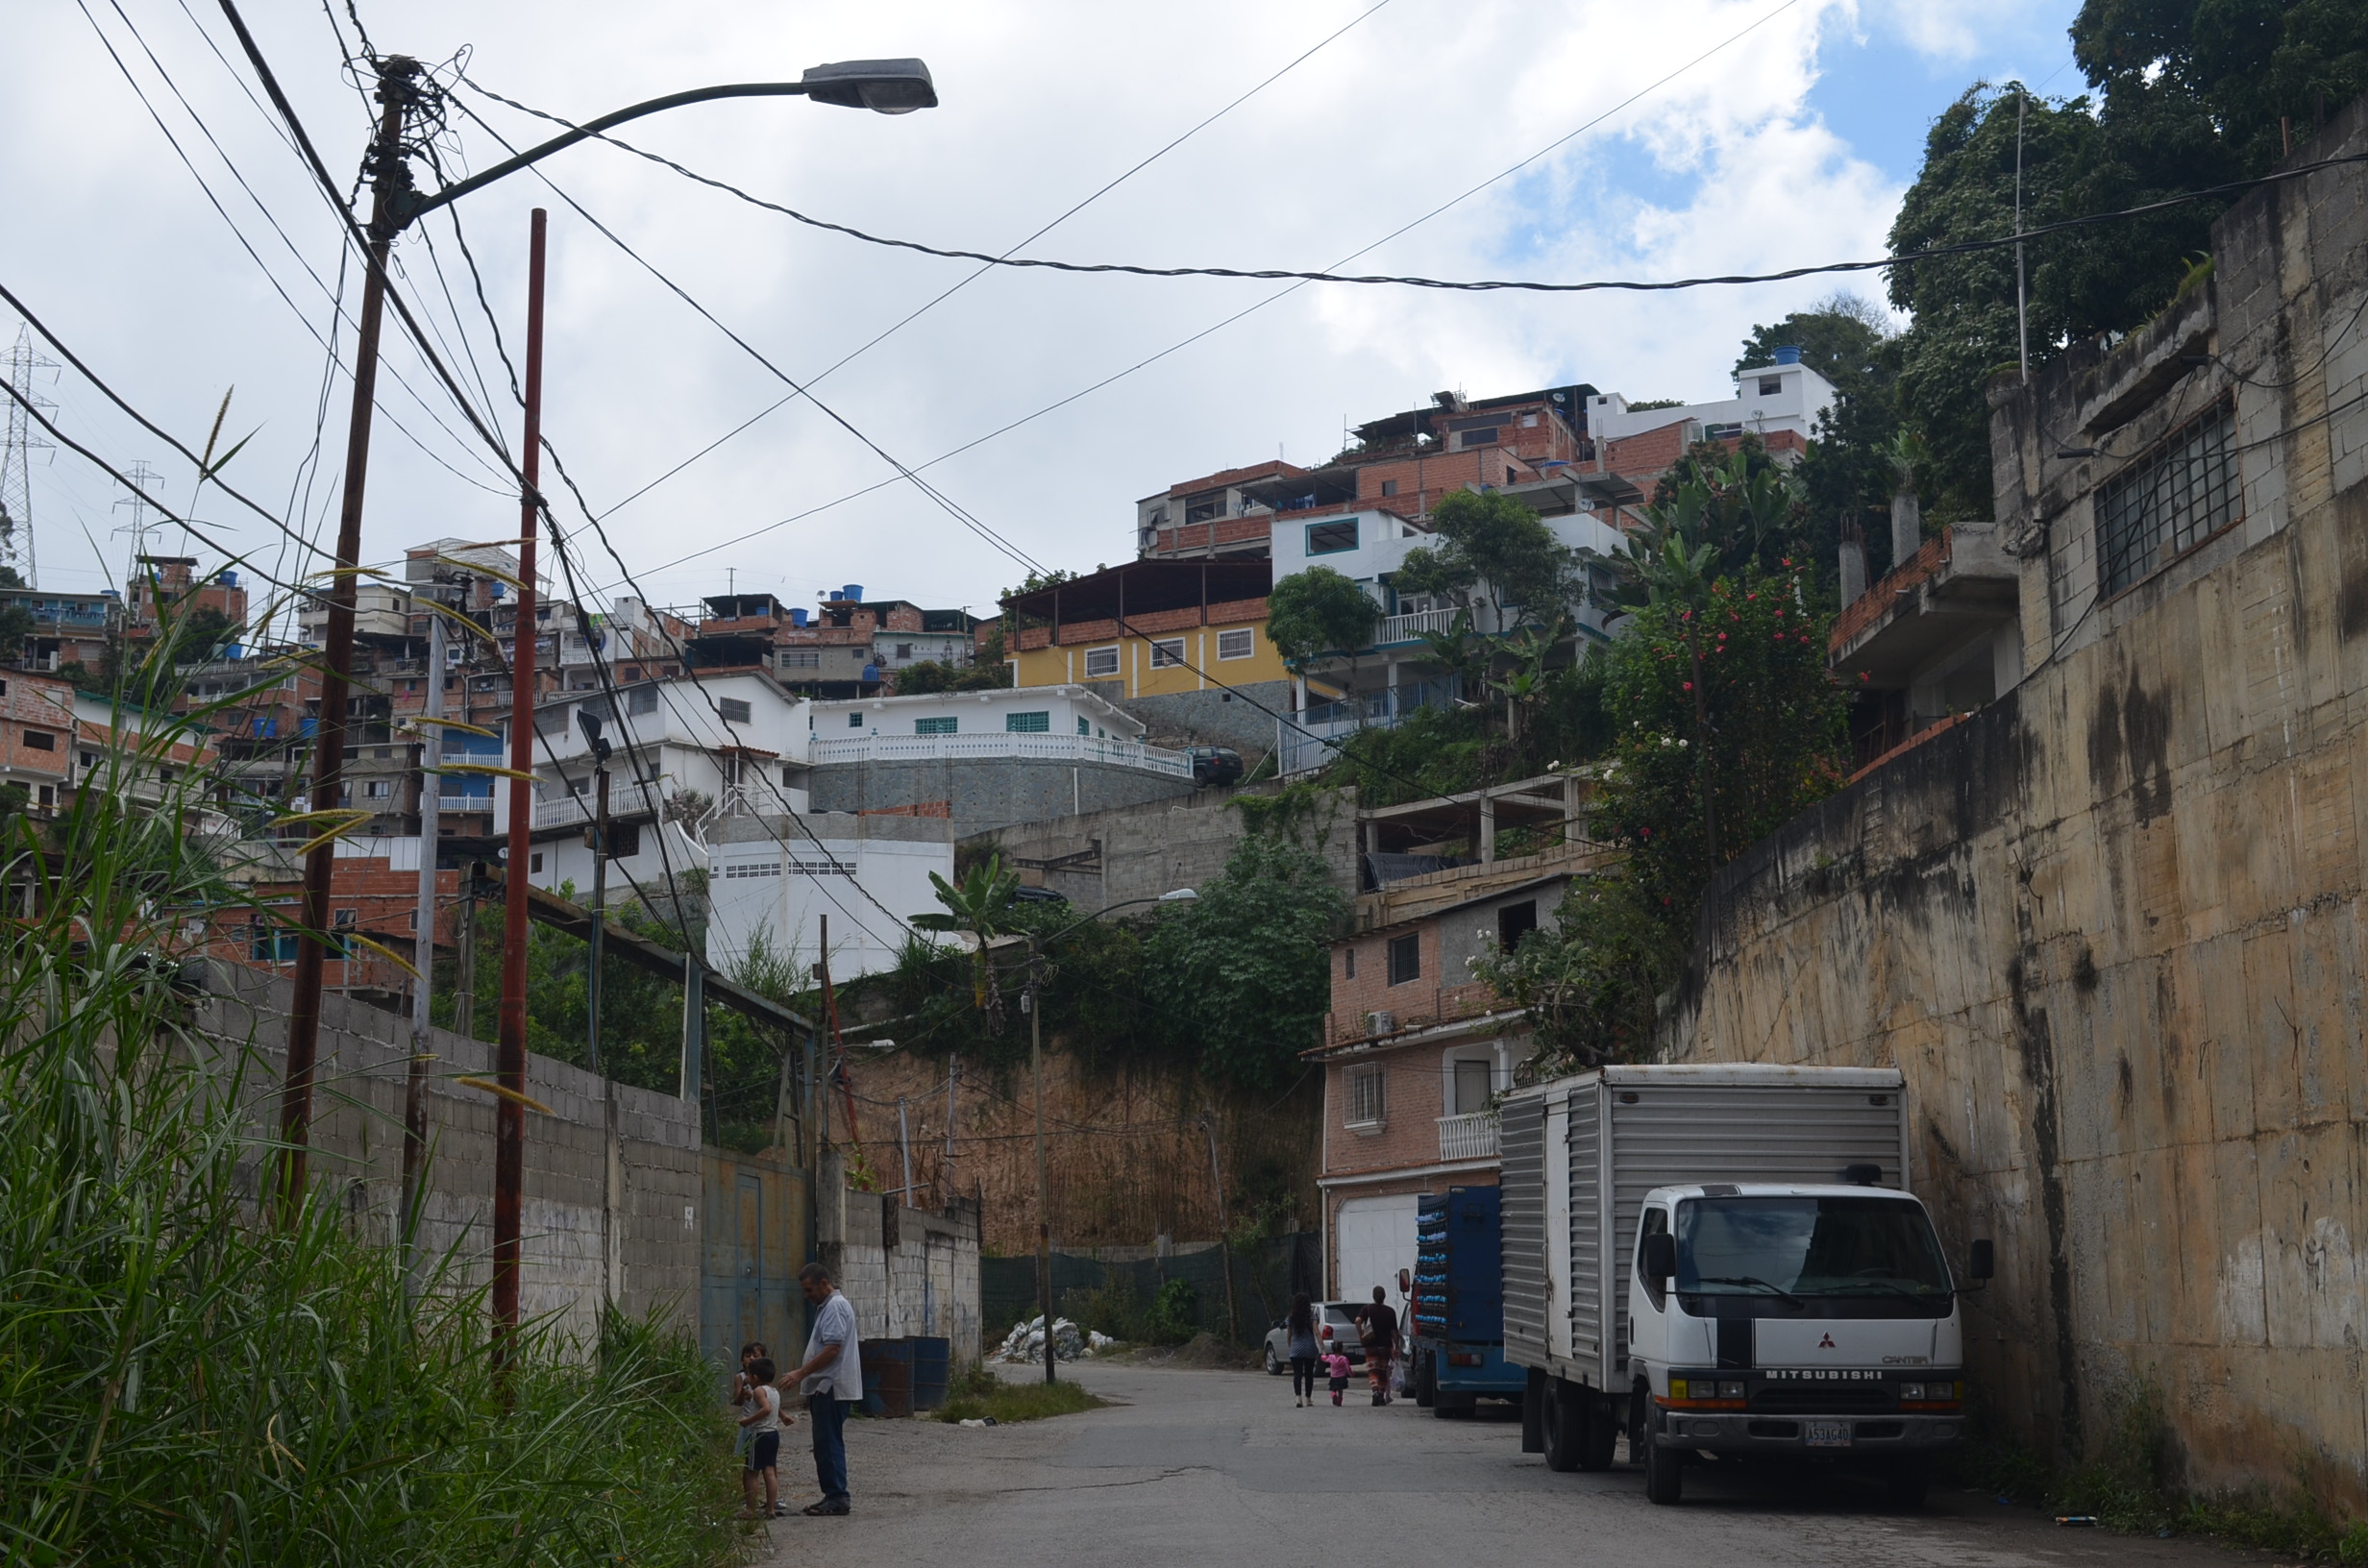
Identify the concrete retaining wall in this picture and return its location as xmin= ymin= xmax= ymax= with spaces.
xmin=1660 ymin=106 xmax=2368 ymax=1507
xmin=806 ymin=756 xmax=1197 ymax=840
xmin=814 ymin=1148 xmax=983 ymax=1363
xmin=967 ymin=783 xmax=1360 ymax=913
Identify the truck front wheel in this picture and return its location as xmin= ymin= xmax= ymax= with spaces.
xmin=1542 ymin=1379 xmax=1585 ymax=1472
xmin=1642 ymin=1421 xmax=1685 ymax=1505
xmin=1884 ymin=1458 xmax=1931 ymax=1510
xmin=1413 ymin=1353 xmax=1436 ymax=1409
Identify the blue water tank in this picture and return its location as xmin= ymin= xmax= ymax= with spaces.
xmin=861 ymin=664 xmax=880 ymax=681
xmin=218 ymin=570 xmax=238 ymax=587
xmin=225 ymin=643 xmax=243 ymax=660
xmin=843 ymin=584 xmax=864 ymax=602
xmin=789 ymin=606 xmax=809 ymax=626
xmin=1773 ymin=345 xmax=1802 ymax=365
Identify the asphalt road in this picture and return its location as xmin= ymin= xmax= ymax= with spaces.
xmin=757 ymin=1360 xmax=2263 ymax=1568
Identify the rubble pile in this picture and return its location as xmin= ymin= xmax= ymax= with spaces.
xmin=993 ymin=1315 xmax=1115 ymax=1363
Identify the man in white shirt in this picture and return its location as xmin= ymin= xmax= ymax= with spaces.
xmin=777 ymin=1262 xmax=862 ymax=1515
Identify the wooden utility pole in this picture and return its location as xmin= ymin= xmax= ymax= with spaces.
xmin=278 ymin=56 xmax=420 ymax=1214
xmin=401 ymin=601 xmax=445 ymax=1265
xmin=491 ymin=207 xmax=549 ymax=1360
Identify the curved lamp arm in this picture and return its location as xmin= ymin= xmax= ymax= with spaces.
xmin=390 ymin=59 xmax=935 ymax=231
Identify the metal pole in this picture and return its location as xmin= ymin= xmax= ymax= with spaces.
xmin=1031 ymin=938 xmax=1055 ymax=1384
xmin=944 ymin=1055 xmax=956 ymax=1205
xmin=280 ymin=57 xmax=418 ymax=1213
xmin=898 ymin=1095 xmax=912 ymax=1201
xmin=492 ymin=207 xmax=549 ymax=1360
xmin=680 ymin=954 xmax=705 ymax=1108
xmin=453 ymin=864 xmax=478 ymax=1038
xmin=1204 ymin=1113 xmax=1239 ymax=1344
xmin=2015 ymin=86 xmax=2030 ymax=384
xmin=402 ymin=601 xmax=445 ymax=1261
xmin=587 ymin=766 xmax=608 ymax=1074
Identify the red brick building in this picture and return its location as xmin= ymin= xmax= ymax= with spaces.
xmin=1310 ymin=843 xmax=1603 ymax=1301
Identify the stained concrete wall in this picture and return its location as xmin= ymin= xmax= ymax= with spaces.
xmin=1087 ymin=678 xmax=1299 ymax=759
xmin=814 ymin=1148 xmax=983 ymax=1363
xmin=197 ymin=966 xmax=700 ymax=1343
xmin=1660 ymin=102 xmax=2368 ymax=1507
xmin=966 ymin=783 xmax=1361 ymax=913
xmin=806 ymin=756 xmax=1197 ymax=840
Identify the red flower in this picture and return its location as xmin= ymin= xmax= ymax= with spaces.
xmin=1683 ymin=681 xmax=1693 ymax=690
xmin=1860 ymin=671 xmax=1870 ymax=681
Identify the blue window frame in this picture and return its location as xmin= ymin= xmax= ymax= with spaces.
xmin=1006 ymin=711 xmax=1050 ymax=733
xmin=915 ymin=717 xmax=957 ymax=735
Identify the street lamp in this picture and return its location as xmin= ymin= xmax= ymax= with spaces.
xmin=1025 ymin=888 xmax=1196 ymax=1384
xmin=266 ymin=46 xmax=934 ymax=1354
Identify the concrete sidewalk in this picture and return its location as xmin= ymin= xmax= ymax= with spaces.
xmin=754 ymin=1360 xmax=2261 ymax=1568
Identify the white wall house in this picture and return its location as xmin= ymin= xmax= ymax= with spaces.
xmin=1587 ymin=354 xmax=1838 ymax=450
xmin=499 ymin=671 xmax=811 ymax=901
xmin=807 ymin=686 xmax=1190 ymax=780
xmin=704 ymin=811 xmax=955 ymax=983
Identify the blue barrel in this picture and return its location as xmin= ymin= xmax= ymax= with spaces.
xmin=909 ymin=1336 xmax=950 ymax=1411
xmin=859 ymin=1338 xmax=914 ymax=1418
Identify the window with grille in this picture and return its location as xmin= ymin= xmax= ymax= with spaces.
xmin=915 ymin=717 xmax=957 ymax=735
xmin=717 ymin=697 xmax=753 ymax=723
xmin=1006 ymin=711 xmax=1049 ymax=733
xmin=2097 ymin=402 xmax=2241 ymax=597
xmin=629 ymin=685 xmax=658 ymax=715
xmin=1388 ymin=931 xmax=1421 ymax=985
xmin=848 ymin=711 xmax=864 ymax=728
xmin=20 ymin=728 xmax=54 ymax=750
xmin=1150 ymin=639 xmax=1185 ymax=668
xmin=1459 ymin=428 xmax=1500 ymax=449
xmin=1217 ymin=628 xmax=1253 ymax=660
xmin=779 ymin=649 xmax=821 ymax=668
xmin=1083 ymin=647 xmax=1120 ymax=677
xmin=1347 ymin=1066 xmax=1385 ymax=1127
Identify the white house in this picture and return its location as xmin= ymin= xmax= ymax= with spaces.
xmin=499 ymin=671 xmax=811 ymax=901
xmin=806 ymin=685 xmax=1191 ymax=782
xmin=704 ymin=810 xmax=955 ymax=983
xmin=1587 ymin=351 xmax=1838 ymax=451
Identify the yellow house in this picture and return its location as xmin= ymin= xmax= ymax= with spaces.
xmin=1002 ymin=559 xmax=1292 ymax=698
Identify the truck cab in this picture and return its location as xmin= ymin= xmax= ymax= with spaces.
xmin=1627 ymin=1181 xmax=1990 ymax=1506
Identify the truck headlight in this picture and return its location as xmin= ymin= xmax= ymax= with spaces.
xmin=1716 ymin=1380 xmax=1745 ymax=1400
xmin=1898 ymin=1382 xmax=1925 ymax=1401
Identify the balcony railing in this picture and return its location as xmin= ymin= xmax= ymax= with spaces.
xmin=436 ymin=794 xmax=495 ymax=814
xmin=1277 ymin=677 xmax=1463 ymax=775
xmin=1376 ymin=607 xmax=1458 ymax=644
xmin=530 ymin=778 xmax=665 ymax=831
xmin=1438 ymin=1110 xmax=1500 ymax=1162
xmin=809 ymin=731 xmax=1192 ymax=778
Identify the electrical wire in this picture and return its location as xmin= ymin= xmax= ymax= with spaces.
xmin=479 ymin=0 xmax=1399 ymax=525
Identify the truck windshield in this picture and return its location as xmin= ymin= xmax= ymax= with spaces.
xmin=1676 ymin=1196 xmax=1952 ymax=1302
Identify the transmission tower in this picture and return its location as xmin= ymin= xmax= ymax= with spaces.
xmin=1 ymin=325 xmax=57 ymax=586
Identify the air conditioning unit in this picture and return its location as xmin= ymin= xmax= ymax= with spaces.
xmin=1365 ymin=1011 xmax=1395 ymax=1037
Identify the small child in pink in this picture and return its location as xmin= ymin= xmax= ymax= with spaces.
xmin=1322 ymin=1350 xmax=1352 ymax=1406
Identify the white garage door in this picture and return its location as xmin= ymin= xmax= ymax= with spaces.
xmin=1335 ymin=1193 xmax=1419 ymax=1308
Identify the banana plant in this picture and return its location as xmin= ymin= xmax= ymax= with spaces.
xmin=911 ymin=854 xmax=1022 ymax=1024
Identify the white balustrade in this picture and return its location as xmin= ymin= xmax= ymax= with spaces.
xmin=1437 ymin=1110 xmax=1500 ymax=1162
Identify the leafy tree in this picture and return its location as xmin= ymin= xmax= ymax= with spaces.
xmin=1887 ymin=86 xmax=2107 ymax=521
xmin=176 ymin=605 xmax=240 ymax=661
xmin=1613 ymin=438 xmax=1810 ymax=603
xmin=1394 ymin=489 xmax=1576 ymax=630
xmin=1266 ymin=564 xmax=1380 ymax=674
xmin=912 ymin=855 xmax=1024 ymax=1024
xmin=1145 ymin=834 xmax=1346 ymax=1093
xmin=891 ymin=657 xmax=1009 ymax=694
xmin=1733 ymin=294 xmax=1895 ymax=393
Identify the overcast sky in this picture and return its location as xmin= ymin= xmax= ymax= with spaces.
xmin=4 ymin=0 xmax=2083 ymax=626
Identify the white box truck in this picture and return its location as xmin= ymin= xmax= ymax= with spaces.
xmin=1500 ymin=1064 xmax=1992 ymax=1507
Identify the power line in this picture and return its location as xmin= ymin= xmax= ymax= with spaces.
xmin=466 ymin=0 xmax=1397 ymax=524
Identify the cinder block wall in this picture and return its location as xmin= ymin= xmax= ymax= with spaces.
xmin=1662 ymin=100 xmax=2368 ymax=1508
xmin=197 ymin=967 xmax=699 ymax=1343
xmin=969 ymin=783 xmax=1361 ymax=913
xmin=814 ymin=1148 xmax=983 ymax=1364
xmin=807 ymin=757 xmax=1196 ymax=839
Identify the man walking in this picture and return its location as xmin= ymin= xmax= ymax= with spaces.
xmin=777 ymin=1262 xmax=862 ymax=1516
xmin=1355 ymin=1286 xmax=1398 ymax=1407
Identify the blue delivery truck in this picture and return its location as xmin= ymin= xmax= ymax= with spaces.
xmin=1407 ymin=1187 xmax=1527 ymax=1415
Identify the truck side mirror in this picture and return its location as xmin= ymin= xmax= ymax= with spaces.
xmin=1969 ymin=1238 xmax=1995 ymax=1281
xmin=1641 ymin=1233 xmax=1676 ymax=1284
xmin=1397 ymin=1267 xmax=1411 ymax=1295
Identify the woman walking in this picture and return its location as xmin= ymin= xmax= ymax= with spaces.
xmin=1285 ymin=1294 xmax=1320 ymax=1408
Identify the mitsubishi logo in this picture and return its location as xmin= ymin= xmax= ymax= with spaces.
xmin=1818 ymin=1333 xmax=1837 ymax=1349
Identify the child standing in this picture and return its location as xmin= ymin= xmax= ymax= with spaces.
xmin=739 ymin=1357 xmax=786 ymax=1520
xmin=729 ymin=1342 xmax=767 ymax=1467
xmin=1322 ymin=1348 xmax=1351 ymax=1407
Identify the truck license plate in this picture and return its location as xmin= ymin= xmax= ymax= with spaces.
xmin=1805 ymin=1422 xmax=1852 ymax=1448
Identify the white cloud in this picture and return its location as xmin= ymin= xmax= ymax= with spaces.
xmin=3 ymin=0 xmax=1920 ymax=614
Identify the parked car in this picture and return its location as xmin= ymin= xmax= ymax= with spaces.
xmin=1262 ymin=1302 xmax=1369 ymax=1374
xmin=1187 ymin=747 xmax=1245 ymax=788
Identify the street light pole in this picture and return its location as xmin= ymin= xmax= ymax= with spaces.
xmin=277 ymin=55 xmax=420 ymax=1215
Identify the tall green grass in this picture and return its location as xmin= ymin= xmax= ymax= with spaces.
xmin=0 ymin=597 xmax=745 ymax=1564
